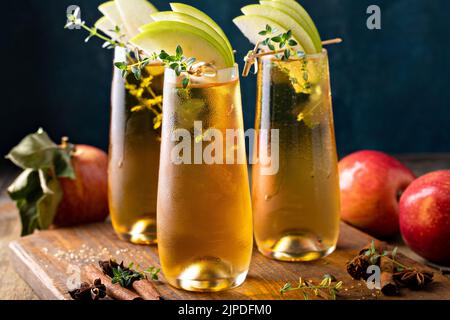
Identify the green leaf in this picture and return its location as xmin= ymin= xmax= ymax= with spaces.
xmin=258 ymin=30 xmax=267 ymax=36
xmin=266 ymin=24 xmax=272 ymax=32
xmin=268 ymin=43 xmax=275 ymax=51
xmin=176 ymin=45 xmax=183 ymax=57
xmin=53 ymin=150 xmax=76 ymax=179
xmin=284 ymin=49 xmax=291 ymax=60
xmin=6 ymin=128 xmax=58 ymax=170
xmin=288 ymin=39 xmax=298 ymax=46
xmin=182 ymin=77 xmax=190 ymax=88
xmin=271 ymin=36 xmax=282 ymax=43
xmin=114 ymin=62 xmax=128 ymax=71
xmin=6 ymin=129 xmax=74 ymax=235
xmin=36 ymin=171 xmax=63 ymax=230
xmin=158 ymin=50 xmax=170 ymax=60
xmin=7 ymin=169 xmax=40 ymax=201
xmin=131 ymin=65 xmax=141 ymax=80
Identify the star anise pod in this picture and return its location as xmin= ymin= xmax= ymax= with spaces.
xmin=393 ymin=269 xmax=433 ymax=289
xmin=346 ymin=254 xmax=371 ymax=280
xmin=68 ymin=279 xmax=107 ymax=300
xmin=99 ymin=259 xmax=123 ymax=277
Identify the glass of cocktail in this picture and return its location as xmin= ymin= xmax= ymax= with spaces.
xmin=130 ymin=3 xmax=253 ymax=291
xmin=66 ymin=0 xmax=163 ymax=244
xmin=109 ymin=47 xmax=163 ymax=244
xmin=157 ymin=64 xmax=253 ymax=292
xmin=252 ymin=51 xmax=340 ymax=261
xmin=234 ymin=0 xmax=341 ymax=261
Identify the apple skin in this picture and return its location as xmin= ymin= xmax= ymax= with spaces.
xmin=339 ymin=150 xmax=416 ymax=238
xmin=399 ymin=170 xmax=450 ymax=264
xmin=53 ymin=145 xmax=109 ymax=227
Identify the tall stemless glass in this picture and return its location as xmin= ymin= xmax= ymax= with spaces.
xmin=108 ymin=47 xmax=163 ymax=244
xmin=157 ymin=64 xmax=253 ymax=292
xmin=252 ymin=50 xmax=340 ymax=261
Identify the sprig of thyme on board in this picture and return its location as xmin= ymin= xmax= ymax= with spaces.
xmin=100 ymin=260 xmax=160 ymax=288
xmin=280 ymin=274 xmax=343 ymax=300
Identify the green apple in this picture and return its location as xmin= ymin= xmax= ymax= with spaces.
xmin=98 ymin=1 xmax=124 ymax=29
xmin=259 ymin=0 xmax=321 ymax=51
xmin=115 ymin=0 xmax=158 ymax=37
xmin=241 ymin=4 xmax=316 ymax=54
xmin=94 ymin=16 xmax=117 ymax=39
xmin=130 ymin=21 xmax=233 ymax=69
xmin=170 ymin=3 xmax=233 ymax=55
xmin=233 ymin=15 xmax=304 ymax=52
xmin=146 ymin=11 xmax=234 ymax=65
xmin=266 ymin=0 xmax=321 ymax=49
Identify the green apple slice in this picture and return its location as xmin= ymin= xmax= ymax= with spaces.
xmin=146 ymin=11 xmax=234 ymax=65
xmin=241 ymin=4 xmax=316 ymax=54
xmin=98 ymin=1 xmax=124 ymax=29
xmin=259 ymin=0 xmax=321 ymax=51
xmin=130 ymin=21 xmax=232 ymax=69
xmin=169 ymin=3 xmax=233 ymax=55
xmin=94 ymin=16 xmax=118 ymax=40
xmin=267 ymin=0 xmax=321 ymax=50
xmin=233 ymin=15 xmax=304 ymax=52
xmin=115 ymin=0 xmax=158 ymax=38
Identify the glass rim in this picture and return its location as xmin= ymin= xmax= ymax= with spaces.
xmin=260 ymin=48 xmax=328 ymax=62
xmin=163 ymin=62 xmax=239 ymax=73
xmin=164 ymin=63 xmax=240 ymax=87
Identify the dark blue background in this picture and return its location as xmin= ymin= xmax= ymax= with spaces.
xmin=2 ymin=0 xmax=450 ymax=164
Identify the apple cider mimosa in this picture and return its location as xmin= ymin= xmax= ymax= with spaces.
xmin=252 ymin=53 xmax=340 ymax=261
xmin=109 ymin=48 xmax=164 ymax=244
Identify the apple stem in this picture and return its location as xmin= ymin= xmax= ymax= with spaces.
xmin=61 ymin=136 xmax=69 ymax=149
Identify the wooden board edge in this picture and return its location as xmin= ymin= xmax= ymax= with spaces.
xmin=8 ymin=241 xmax=66 ymax=300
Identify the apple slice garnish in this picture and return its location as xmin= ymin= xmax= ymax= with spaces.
xmin=147 ymin=11 xmax=234 ymax=65
xmin=170 ymin=3 xmax=233 ymax=55
xmin=115 ymin=0 xmax=158 ymax=37
xmin=240 ymin=4 xmax=316 ymax=54
xmin=260 ymin=0 xmax=321 ymax=52
xmin=94 ymin=16 xmax=122 ymax=40
xmin=130 ymin=21 xmax=232 ymax=69
xmin=98 ymin=1 xmax=124 ymax=30
xmin=233 ymin=15 xmax=304 ymax=52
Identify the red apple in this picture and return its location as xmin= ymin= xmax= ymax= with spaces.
xmin=399 ymin=170 xmax=450 ymax=264
xmin=339 ymin=150 xmax=416 ymax=238
xmin=53 ymin=144 xmax=109 ymax=227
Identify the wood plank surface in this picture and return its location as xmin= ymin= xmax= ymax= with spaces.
xmin=8 ymin=221 xmax=450 ymax=300
xmin=2 ymin=154 xmax=450 ymax=300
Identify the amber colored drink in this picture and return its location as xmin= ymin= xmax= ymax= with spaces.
xmin=108 ymin=48 xmax=164 ymax=244
xmin=157 ymin=65 xmax=253 ymax=292
xmin=252 ymin=51 xmax=340 ymax=261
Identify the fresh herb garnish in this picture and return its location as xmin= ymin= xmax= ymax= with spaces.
xmin=99 ymin=260 xmax=160 ymax=289
xmin=66 ymin=10 xmax=199 ymax=88
xmin=280 ymin=274 xmax=343 ymax=300
xmin=258 ymin=24 xmax=303 ymax=61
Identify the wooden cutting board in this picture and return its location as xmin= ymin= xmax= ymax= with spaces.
xmin=8 ymin=220 xmax=450 ymax=300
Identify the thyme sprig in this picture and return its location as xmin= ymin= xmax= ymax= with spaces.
xmin=114 ymin=45 xmax=197 ymax=87
xmin=65 ymin=10 xmax=198 ymax=88
xmin=65 ymin=9 xmax=125 ymax=49
xmin=363 ymin=240 xmax=411 ymax=272
xmin=258 ymin=24 xmax=303 ymax=61
xmin=106 ymin=261 xmax=160 ymax=288
xmin=280 ymin=274 xmax=343 ymax=300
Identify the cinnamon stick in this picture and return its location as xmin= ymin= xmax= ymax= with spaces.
xmin=132 ymin=279 xmax=162 ymax=300
xmin=84 ymin=265 xmax=143 ymax=300
xmin=380 ymin=256 xmax=400 ymax=296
